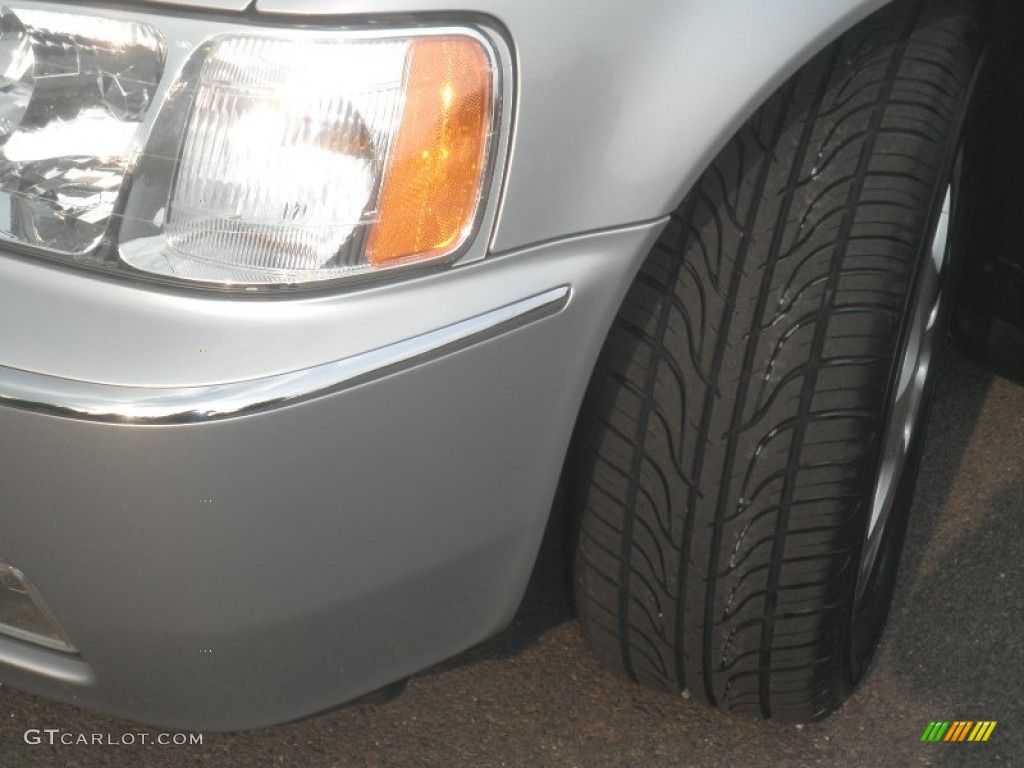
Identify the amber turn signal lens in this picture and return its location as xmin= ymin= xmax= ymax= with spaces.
xmin=367 ymin=37 xmax=493 ymax=266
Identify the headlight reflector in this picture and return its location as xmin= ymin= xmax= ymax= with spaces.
xmin=0 ymin=7 xmax=164 ymax=255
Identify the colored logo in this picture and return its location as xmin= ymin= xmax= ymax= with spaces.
xmin=921 ymin=721 xmax=997 ymax=742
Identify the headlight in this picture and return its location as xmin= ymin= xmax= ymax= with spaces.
xmin=0 ymin=5 xmax=507 ymax=289
xmin=0 ymin=8 xmax=164 ymax=255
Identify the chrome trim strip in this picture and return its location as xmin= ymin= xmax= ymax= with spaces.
xmin=0 ymin=287 xmax=570 ymax=425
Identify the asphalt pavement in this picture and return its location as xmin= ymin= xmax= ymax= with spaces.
xmin=1 ymin=347 xmax=1021 ymax=768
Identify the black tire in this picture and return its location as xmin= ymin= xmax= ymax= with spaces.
xmin=570 ymin=0 xmax=984 ymax=722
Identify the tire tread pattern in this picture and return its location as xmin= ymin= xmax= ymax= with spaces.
xmin=572 ymin=0 xmax=981 ymax=721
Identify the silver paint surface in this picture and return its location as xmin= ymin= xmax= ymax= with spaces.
xmin=0 ymin=287 xmax=569 ymax=424
xmin=0 ymin=223 xmax=660 ymax=730
xmin=145 ymin=0 xmax=251 ymax=9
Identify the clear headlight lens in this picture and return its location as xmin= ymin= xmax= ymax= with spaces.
xmin=0 ymin=8 xmax=164 ymax=254
xmin=0 ymin=7 xmax=503 ymax=289
xmin=170 ymin=37 xmax=389 ymax=278
xmin=122 ymin=35 xmax=411 ymax=284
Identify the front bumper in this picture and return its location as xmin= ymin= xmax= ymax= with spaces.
xmin=0 ymin=220 xmax=662 ymax=730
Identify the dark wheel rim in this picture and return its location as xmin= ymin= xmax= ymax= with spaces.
xmin=855 ymin=179 xmax=955 ymax=607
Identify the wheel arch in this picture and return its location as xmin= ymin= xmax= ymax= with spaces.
xmin=493 ymin=0 xmax=899 ymax=252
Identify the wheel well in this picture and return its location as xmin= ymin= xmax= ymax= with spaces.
xmin=949 ymin=0 xmax=1024 ymax=381
xmin=556 ymin=0 xmax=1017 ymax=551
